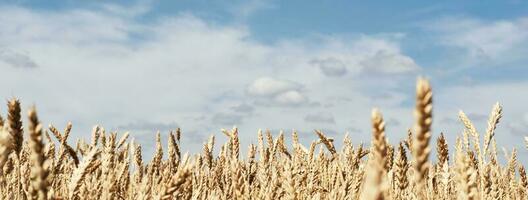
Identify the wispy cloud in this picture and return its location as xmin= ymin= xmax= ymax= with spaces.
xmin=0 ymin=49 xmax=38 ymax=68
xmin=427 ymin=16 xmax=528 ymax=62
xmin=230 ymin=0 xmax=275 ymax=20
xmin=310 ymin=57 xmax=348 ymax=77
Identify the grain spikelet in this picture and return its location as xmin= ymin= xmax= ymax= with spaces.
xmin=68 ymin=148 xmax=99 ymax=199
xmin=160 ymin=163 xmax=192 ymax=200
xmin=394 ymin=142 xmax=409 ymax=195
xmin=459 ymin=111 xmax=484 ymax=170
xmin=27 ymin=107 xmax=49 ymax=200
xmin=132 ymin=141 xmax=143 ymax=183
xmin=484 ymin=103 xmax=502 ymax=156
xmin=519 ymin=165 xmax=528 ymax=198
xmin=314 ymin=130 xmax=337 ymax=156
xmin=413 ymin=77 xmax=432 ymax=197
xmin=7 ymin=98 xmax=23 ymax=156
xmin=436 ymin=132 xmax=449 ymax=165
xmin=361 ymin=108 xmax=388 ymax=200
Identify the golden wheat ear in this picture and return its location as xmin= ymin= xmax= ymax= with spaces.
xmin=314 ymin=129 xmax=337 ymax=155
xmin=7 ymin=98 xmax=23 ymax=157
xmin=0 ymin=126 xmax=12 ymax=170
xmin=394 ymin=142 xmax=409 ymax=197
xmin=371 ymin=108 xmax=387 ymax=171
xmin=413 ymin=77 xmax=432 ymax=198
xmin=519 ymin=165 xmax=528 ymax=196
xmin=160 ymin=163 xmax=192 ymax=200
xmin=27 ymin=107 xmax=49 ymax=200
xmin=68 ymin=148 xmax=99 ymax=200
xmin=436 ymin=132 xmax=449 ymax=165
xmin=360 ymin=108 xmax=387 ymax=200
xmin=484 ymin=103 xmax=502 ymax=155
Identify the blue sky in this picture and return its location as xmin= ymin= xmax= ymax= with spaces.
xmin=1 ymin=0 xmax=528 ymax=161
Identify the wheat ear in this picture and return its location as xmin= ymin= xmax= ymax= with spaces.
xmin=413 ymin=77 xmax=432 ymax=197
xmin=361 ymin=109 xmax=388 ymax=200
xmin=7 ymin=98 xmax=23 ymax=156
xmin=68 ymin=148 xmax=99 ymax=199
xmin=27 ymin=107 xmax=49 ymax=200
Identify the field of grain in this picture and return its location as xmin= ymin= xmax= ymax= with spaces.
xmin=0 ymin=78 xmax=527 ymax=200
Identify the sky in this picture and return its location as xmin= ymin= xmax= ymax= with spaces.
xmin=1 ymin=0 xmax=528 ymax=162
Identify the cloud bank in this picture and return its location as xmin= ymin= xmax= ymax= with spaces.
xmin=1 ymin=4 xmax=526 ymax=163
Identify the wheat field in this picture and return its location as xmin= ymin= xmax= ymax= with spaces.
xmin=0 ymin=78 xmax=527 ymax=200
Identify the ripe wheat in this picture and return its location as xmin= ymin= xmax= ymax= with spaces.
xmin=0 ymin=78 xmax=527 ymax=199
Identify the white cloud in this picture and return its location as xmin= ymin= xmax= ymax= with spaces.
xmin=273 ymin=90 xmax=307 ymax=105
xmin=304 ymin=36 xmax=421 ymax=77
xmin=0 ymin=6 xmax=134 ymax=44
xmin=360 ymin=50 xmax=420 ymax=75
xmin=310 ymin=57 xmax=348 ymax=77
xmin=231 ymin=0 xmax=274 ymax=20
xmin=0 ymin=49 xmax=38 ymax=68
xmin=428 ymin=16 xmax=528 ymax=60
xmin=247 ymin=77 xmax=310 ymax=106
xmin=247 ymin=77 xmax=301 ymax=97
xmin=0 ymin=4 xmax=422 ymax=157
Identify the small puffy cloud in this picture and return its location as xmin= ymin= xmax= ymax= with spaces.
xmin=247 ymin=77 xmax=301 ymax=97
xmin=352 ymin=37 xmax=420 ymax=75
xmin=273 ymin=90 xmax=307 ymax=106
xmin=247 ymin=77 xmax=308 ymax=106
xmin=360 ymin=50 xmax=419 ymax=75
xmin=0 ymin=49 xmax=38 ymax=68
xmin=310 ymin=57 xmax=347 ymax=77
xmin=304 ymin=112 xmax=336 ymax=124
